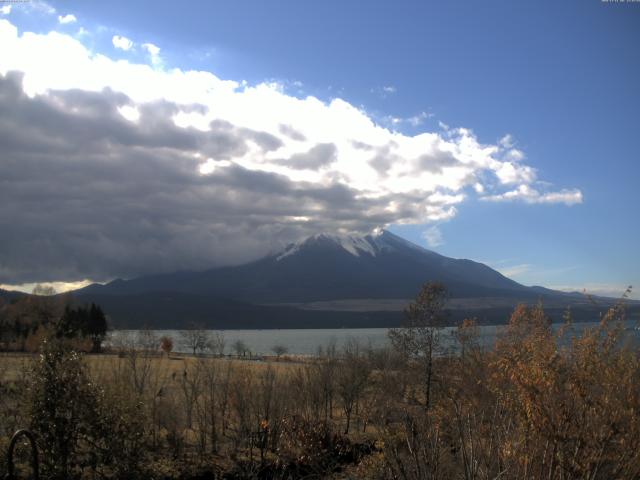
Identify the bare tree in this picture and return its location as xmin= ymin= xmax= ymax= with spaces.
xmin=207 ymin=331 xmax=226 ymax=357
xmin=216 ymin=362 xmax=234 ymax=439
xmin=137 ymin=327 xmax=159 ymax=353
xmin=230 ymin=366 xmax=255 ymax=454
xmin=313 ymin=340 xmax=338 ymax=425
xmin=104 ymin=331 xmax=159 ymax=398
xmin=194 ymin=358 xmax=223 ymax=453
xmin=232 ymin=339 xmax=248 ymax=358
xmin=177 ymin=361 xmax=202 ymax=429
xmin=336 ymin=339 xmax=371 ymax=434
xmin=388 ymin=282 xmax=448 ymax=411
xmin=32 ymin=284 xmax=57 ymax=296
xmin=271 ymin=344 xmax=288 ymax=360
xmin=180 ymin=324 xmax=211 ymax=356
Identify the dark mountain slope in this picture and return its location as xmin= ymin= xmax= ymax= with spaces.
xmin=69 ymin=230 xmax=636 ymax=328
xmin=78 ymin=230 xmax=543 ymax=303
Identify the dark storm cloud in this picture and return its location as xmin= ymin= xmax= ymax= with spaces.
xmin=0 ymin=73 xmax=411 ymax=283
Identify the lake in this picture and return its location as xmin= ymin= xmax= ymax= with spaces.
xmin=109 ymin=320 xmax=640 ymax=356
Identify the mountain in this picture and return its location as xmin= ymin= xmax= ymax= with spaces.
xmin=80 ymin=230 xmax=536 ymax=302
xmin=68 ymin=230 xmax=634 ymax=328
xmin=0 ymin=288 xmax=26 ymax=302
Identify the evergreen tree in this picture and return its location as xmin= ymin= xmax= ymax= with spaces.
xmin=86 ymin=303 xmax=108 ymax=353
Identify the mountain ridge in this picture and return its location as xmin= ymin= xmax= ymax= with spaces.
xmin=77 ymin=230 xmax=532 ymax=302
xmin=4 ymin=231 xmax=638 ymax=328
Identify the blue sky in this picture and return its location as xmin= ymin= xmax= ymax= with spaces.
xmin=0 ymin=0 xmax=638 ymax=298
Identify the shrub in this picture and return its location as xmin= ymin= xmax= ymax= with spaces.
xmin=160 ymin=335 xmax=174 ymax=355
xmin=27 ymin=338 xmax=147 ymax=479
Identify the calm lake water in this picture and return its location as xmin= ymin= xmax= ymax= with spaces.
xmin=110 ymin=321 xmax=640 ymax=356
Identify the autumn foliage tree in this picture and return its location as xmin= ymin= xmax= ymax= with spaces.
xmin=0 ymin=294 xmax=107 ymax=352
xmin=383 ymin=290 xmax=640 ymax=480
xmin=160 ymin=335 xmax=174 ymax=355
xmin=488 ymin=302 xmax=640 ymax=478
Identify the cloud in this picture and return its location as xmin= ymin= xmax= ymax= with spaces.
xmin=0 ymin=19 xmax=583 ymax=283
xmin=499 ymin=134 xmax=514 ymax=148
xmin=505 ymin=148 xmax=524 ymax=162
xmin=548 ymin=284 xmax=637 ymax=300
xmin=496 ymin=264 xmax=532 ymax=278
xmin=494 ymin=161 xmax=536 ymax=185
xmin=58 ymin=14 xmax=77 ymax=24
xmin=0 ymin=280 xmax=96 ymax=294
xmin=16 ymin=1 xmax=55 ymax=15
xmin=0 ymin=5 xmax=11 ymax=15
xmin=417 ymin=150 xmax=461 ymax=173
xmin=278 ymin=143 xmax=338 ymax=170
xmin=112 ymin=34 xmax=133 ymax=51
xmin=407 ymin=111 xmax=432 ymax=127
xmin=371 ymin=85 xmax=397 ymax=99
xmin=422 ymin=225 xmax=444 ymax=248
xmin=142 ymin=42 xmax=161 ymax=66
xmin=381 ymin=111 xmax=433 ymax=129
xmin=279 ymin=123 xmax=306 ymax=141
xmin=482 ymin=184 xmax=583 ymax=205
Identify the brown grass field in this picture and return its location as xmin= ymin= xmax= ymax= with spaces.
xmin=3 ymin=300 xmax=640 ymax=479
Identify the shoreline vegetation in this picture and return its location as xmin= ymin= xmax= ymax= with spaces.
xmin=1 ymin=284 xmax=640 ymax=479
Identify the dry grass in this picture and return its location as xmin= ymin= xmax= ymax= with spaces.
xmin=0 ymin=351 xmax=301 ymax=379
xmin=2 ymin=299 xmax=640 ymax=479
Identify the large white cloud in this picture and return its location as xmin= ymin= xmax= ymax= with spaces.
xmin=0 ymin=19 xmax=582 ymax=283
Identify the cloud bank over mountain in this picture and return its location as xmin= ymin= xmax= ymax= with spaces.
xmin=0 ymin=18 xmax=582 ymax=284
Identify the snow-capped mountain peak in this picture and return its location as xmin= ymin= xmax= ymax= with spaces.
xmin=275 ymin=229 xmax=430 ymax=261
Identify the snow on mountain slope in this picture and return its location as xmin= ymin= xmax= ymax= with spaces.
xmin=276 ymin=229 xmax=429 ymax=261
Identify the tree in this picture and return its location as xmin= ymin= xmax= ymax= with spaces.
xmin=314 ymin=340 xmax=338 ymax=425
xmin=0 ymin=293 xmax=70 ymax=351
xmin=32 ymin=284 xmax=57 ymax=296
xmin=160 ymin=335 xmax=174 ymax=356
xmin=85 ymin=303 xmax=107 ymax=353
xmin=336 ymin=339 xmax=371 ymax=434
xmin=28 ymin=339 xmax=99 ymax=478
xmin=28 ymin=338 xmax=146 ymax=478
xmin=180 ymin=325 xmax=211 ymax=356
xmin=271 ymin=344 xmax=288 ymax=360
xmin=388 ymin=282 xmax=448 ymax=411
xmin=232 ymin=339 xmax=248 ymax=358
xmin=137 ymin=327 xmax=159 ymax=353
xmin=207 ymin=331 xmax=226 ymax=357
xmin=56 ymin=304 xmax=84 ymax=339
xmin=54 ymin=303 xmax=108 ymax=352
